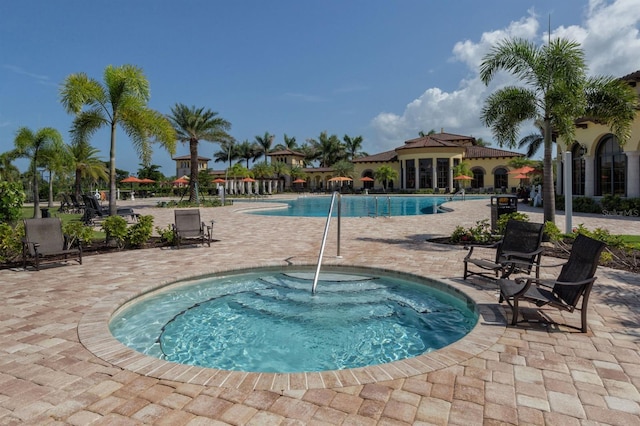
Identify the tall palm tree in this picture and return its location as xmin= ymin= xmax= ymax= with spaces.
xmin=69 ymin=141 xmax=108 ymax=198
xmin=308 ymin=131 xmax=345 ymax=167
xmin=274 ymin=133 xmax=298 ymax=151
xmin=167 ymin=103 xmax=232 ymax=203
xmin=14 ymin=127 xmax=63 ymax=218
xmin=39 ymin=137 xmax=73 ymax=208
xmin=343 ymin=134 xmax=367 ymax=160
xmin=480 ymin=37 xmax=636 ymax=223
xmin=254 ymin=131 xmax=275 ymax=164
xmin=213 ymin=140 xmax=237 ymax=167
xmin=235 ymin=140 xmax=259 ymax=168
xmin=60 ymin=64 xmax=176 ymax=215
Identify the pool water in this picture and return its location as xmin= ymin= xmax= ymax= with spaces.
xmin=110 ymin=268 xmax=477 ymax=373
xmin=244 ymin=195 xmax=449 ymax=217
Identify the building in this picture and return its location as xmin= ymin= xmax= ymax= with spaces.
xmin=172 ymin=155 xmax=211 ymax=179
xmin=557 ymin=70 xmax=640 ymax=198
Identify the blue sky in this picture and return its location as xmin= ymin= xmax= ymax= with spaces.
xmin=2 ymin=0 xmax=639 ymax=177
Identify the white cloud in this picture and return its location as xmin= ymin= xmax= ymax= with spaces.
xmin=370 ymin=0 xmax=640 ymax=154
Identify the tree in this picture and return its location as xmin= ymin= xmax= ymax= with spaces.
xmin=418 ymin=129 xmax=436 ymax=137
xmin=167 ymin=103 xmax=232 ymax=203
xmin=137 ymin=164 xmax=165 ymax=182
xmin=343 ymin=134 xmax=367 ymax=160
xmin=213 ymin=140 xmax=237 ymax=167
xmin=254 ymin=132 xmax=275 ymax=164
xmin=60 ymin=64 xmax=176 ymax=215
xmin=39 ymin=136 xmax=73 ymax=208
xmin=69 ymin=141 xmax=108 ymax=198
xmin=0 ymin=150 xmax=20 ymax=182
xmin=332 ymin=160 xmax=354 ymax=178
xmin=235 ymin=140 xmax=259 ymax=168
xmin=14 ymin=127 xmax=63 ymax=218
xmin=480 ymin=37 xmax=637 ymax=223
xmin=374 ymin=165 xmax=398 ymax=192
xmin=308 ymin=131 xmax=345 ymax=167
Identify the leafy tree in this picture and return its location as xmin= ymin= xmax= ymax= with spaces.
xmin=14 ymin=127 xmax=63 ymax=218
xmin=254 ymin=132 xmax=275 ymax=164
xmin=289 ymin=166 xmax=307 ymax=181
xmin=332 ymin=160 xmax=354 ymax=178
xmin=167 ymin=104 xmax=232 ymax=203
xmin=39 ymin=137 xmax=73 ymax=207
xmin=60 ymin=64 xmax=176 ymax=215
xmin=213 ymin=139 xmax=237 ymax=167
xmin=137 ymin=164 xmax=165 ymax=182
xmin=308 ymin=131 xmax=345 ymax=167
xmin=475 ymin=137 xmax=491 ymax=147
xmin=235 ymin=140 xmax=259 ymax=168
xmin=69 ymin=141 xmax=108 ymax=198
xmin=374 ymin=165 xmax=398 ymax=192
xmin=480 ymin=37 xmax=637 ymax=223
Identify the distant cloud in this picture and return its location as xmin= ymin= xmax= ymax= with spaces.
xmin=2 ymin=64 xmax=55 ymax=86
xmin=370 ymin=0 xmax=640 ymax=153
xmin=281 ymin=92 xmax=328 ymax=103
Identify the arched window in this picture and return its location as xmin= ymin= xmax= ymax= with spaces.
xmin=571 ymin=143 xmax=586 ymax=195
xmin=596 ymin=135 xmax=626 ymax=195
xmin=494 ymin=168 xmax=508 ymax=191
xmin=471 ymin=168 xmax=484 ymax=189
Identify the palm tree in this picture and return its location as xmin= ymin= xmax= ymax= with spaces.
xmin=39 ymin=137 xmax=73 ymax=208
xmin=0 ymin=150 xmax=20 ymax=182
xmin=308 ymin=131 xmax=345 ymax=167
xmin=60 ymin=64 xmax=176 ymax=215
xmin=254 ymin=132 xmax=275 ymax=164
xmin=69 ymin=141 xmax=108 ymax=198
xmin=374 ymin=165 xmax=398 ymax=192
xmin=213 ymin=140 xmax=237 ymax=167
xmin=480 ymin=37 xmax=637 ymax=223
xmin=137 ymin=164 xmax=164 ymax=182
xmin=167 ymin=103 xmax=232 ymax=203
xmin=235 ymin=140 xmax=259 ymax=168
xmin=332 ymin=160 xmax=354 ymax=178
xmin=251 ymin=162 xmax=274 ymax=194
xmin=14 ymin=127 xmax=63 ymax=218
xmin=343 ymin=134 xmax=367 ymax=160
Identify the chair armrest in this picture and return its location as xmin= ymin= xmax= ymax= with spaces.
xmin=517 ymin=276 xmax=595 ymax=289
xmin=463 ymin=241 xmax=500 ymax=261
xmin=501 ymin=247 xmax=544 ymax=259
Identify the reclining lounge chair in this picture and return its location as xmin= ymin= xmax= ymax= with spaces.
xmin=463 ymin=220 xmax=544 ymax=281
xmin=498 ymin=234 xmax=606 ymax=332
xmin=173 ymin=209 xmax=212 ymax=248
xmin=81 ymin=194 xmax=138 ymax=225
xmin=22 ymin=217 xmax=82 ymax=271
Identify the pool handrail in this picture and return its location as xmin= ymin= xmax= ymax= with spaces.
xmin=312 ymin=191 xmax=341 ymax=294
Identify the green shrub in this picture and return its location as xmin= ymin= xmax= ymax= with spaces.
xmin=571 ymin=224 xmax=626 ymax=249
xmin=573 ymin=197 xmax=602 ymax=213
xmin=450 ymin=219 xmax=492 ymax=244
xmin=0 ymin=222 xmax=23 ymax=263
xmin=101 ymin=216 xmax=128 ymax=249
xmin=543 ymin=221 xmax=562 ymax=242
xmin=0 ymin=181 xmax=26 ymax=225
xmin=495 ymin=212 xmax=529 ymax=235
xmin=156 ymin=224 xmax=175 ymax=245
xmin=62 ymin=221 xmax=94 ymax=248
xmin=127 ymin=215 xmax=154 ymax=247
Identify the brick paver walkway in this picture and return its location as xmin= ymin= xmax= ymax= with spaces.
xmin=1 ymin=196 xmax=639 ymax=425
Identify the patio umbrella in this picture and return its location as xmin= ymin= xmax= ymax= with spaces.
xmin=453 ymin=174 xmax=473 ymax=189
xmin=139 ymin=178 xmax=155 ymax=184
xmin=120 ymin=176 xmax=142 ymax=191
xmin=328 ymin=176 xmax=353 ymax=182
xmin=508 ymin=166 xmax=535 ymax=175
xmin=173 ymin=177 xmax=189 ymax=186
xmin=359 ymin=176 xmax=374 ymax=182
xmin=292 ymin=178 xmax=306 ymax=184
xmin=241 ymin=177 xmax=256 ymax=182
xmin=212 ymin=178 xmax=226 ymax=184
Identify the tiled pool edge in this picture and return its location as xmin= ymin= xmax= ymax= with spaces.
xmin=78 ymin=263 xmax=507 ymax=391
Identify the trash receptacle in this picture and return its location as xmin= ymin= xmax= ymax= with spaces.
xmin=40 ymin=208 xmax=50 ymax=218
xmin=491 ymin=195 xmax=517 ymax=231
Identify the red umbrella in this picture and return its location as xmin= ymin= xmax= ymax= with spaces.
xmin=120 ymin=176 xmax=142 ymax=183
xmin=173 ymin=177 xmax=189 ymax=185
xmin=139 ymin=178 xmax=155 ymax=184
xmin=328 ymin=176 xmax=353 ymax=182
xmin=292 ymin=178 xmax=306 ymax=184
xmin=453 ymin=175 xmax=473 ymax=180
xmin=513 ymin=174 xmax=529 ymax=180
xmin=508 ymin=166 xmax=535 ymax=175
xmin=359 ymin=176 xmax=374 ymax=182
xmin=212 ymin=178 xmax=226 ymax=183
xmin=241 ymin=177 xmax=256 ymax=182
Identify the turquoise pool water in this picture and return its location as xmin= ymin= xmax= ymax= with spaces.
xmin=243 ymin=195 xmax=450 ymax=217
xmin=110 ymin=267 xmax=478 ymax=373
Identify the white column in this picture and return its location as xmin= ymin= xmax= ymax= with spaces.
xmin=431 ymin=163 xmax=437 ymax=190
xmin=625 ymin=150 xmax=640 ymax=198
xmin=448 ymin=164 xmax=454 ymax=192
xmin=563 ymin=151 xmax=573 ymax=234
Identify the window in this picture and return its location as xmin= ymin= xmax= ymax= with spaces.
xmin=494 ymin=168 xmax=508 ymax=190
xmin=419 ymin=158 xmax=432 ymax=188
xmin=571 ymin=143 xmax=585 ymax=195
xmin=405 ymin=159 xmax=415 ymax=188
xmin=437 ymin=158 xmax=449 ymax=189
xmin=471 ymin=168 xmax=484 ymax=189
xmin=596 ymin=135 xmax=626 ymax=195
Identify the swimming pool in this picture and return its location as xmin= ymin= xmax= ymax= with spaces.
xmin=110 ymin=266 xmax=477 ymax=373
xmin=243 ymin=195 xmax=451 ymax=217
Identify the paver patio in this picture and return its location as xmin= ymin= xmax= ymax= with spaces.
xmin=1 ymin=196 xmax=639 ymax=425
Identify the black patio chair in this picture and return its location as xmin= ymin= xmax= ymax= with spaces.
xmin=81 ymin=194 xmax=138 ymax=225
xmin=58 ymin=193 xmax=72 ymax=213
xmin=69 ymin=194 xmax=85 ymax=213
xmin=22 ymin=217 xmax=82 ymax=270
xmin=498 ymin=234 xmax=606 ymax=333
xmin=463 ymin=220 xmax=544 ymax=281
xmin=173 ymin=209 xmax=212 ymax=248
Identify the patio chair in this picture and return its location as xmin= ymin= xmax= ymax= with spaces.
xmin=463 ymin=220 xmax=544 ymax=281
xmin=58 ymin=193 xmax=72 ymax=213
xmin=498 ymin=234 xmax=606 ymax=332
xmin=81 ymin=194 xmax=138 ymax=225
xmin=69 ymin=194 xmax=85 ymax=213
xmin=173 ymin=209 xmax=212 ymax=249
xmin=22 ymin=217 xmax=82 ymax=270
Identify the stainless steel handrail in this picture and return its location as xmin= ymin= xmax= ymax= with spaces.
xmin=312 ymin=191 xmax=341 ymax=294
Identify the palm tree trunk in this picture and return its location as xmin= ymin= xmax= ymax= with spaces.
xmin=75 ymin=169 xmax=82 ymax=199
xmin=543 ymin=120 xmax=555 ymax=223
xmin=48 ymin=171 xmax=54 ymax=208
xmin=189 ymin=138 xmax=198 ymax=203
xmin=32 ymin=161 xmax=40 ymax=218
xmin=109 ymin=121 xmax=117 ymax=216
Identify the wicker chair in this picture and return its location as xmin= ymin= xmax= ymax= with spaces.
xmin=498 ymin=234 xmax=606 ymax=332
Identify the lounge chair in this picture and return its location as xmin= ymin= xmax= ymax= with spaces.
xmin=58 ymin=193 xmax=72 ymax=213
xmin=173 ymin=209 xmax=212 ymax=249
xmin=463 ymin=220 xmax=544 ymax=281
xmin=498 ymin=234 xmax=606 ymax=332
xmin=81 ymin=194 xmax=138 ymax=225
xmin=69 ymin=194 xmax=85 ymax=213
xmin=22 ymin=217 xmax=82 ymax=270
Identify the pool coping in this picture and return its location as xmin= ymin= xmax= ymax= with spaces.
xmin=78 ymin=262 xmax=507 ymax=391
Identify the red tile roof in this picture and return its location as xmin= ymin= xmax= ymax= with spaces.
xmin=465 ymin=146 xmax=522 ymax=159
xmin=352 ymin=150 xmax=398 ymax=163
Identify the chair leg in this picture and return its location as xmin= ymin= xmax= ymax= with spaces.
xmin=511 ymin=298 xmax=519 ymax=325
xmin=463 ymin=261 xmax=468 ymax=279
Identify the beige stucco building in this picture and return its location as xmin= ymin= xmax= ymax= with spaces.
xmin=557 ymin=70 xmax=640 ymax=198
xmin=172 ymin=155 xmax=211 ymax=179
